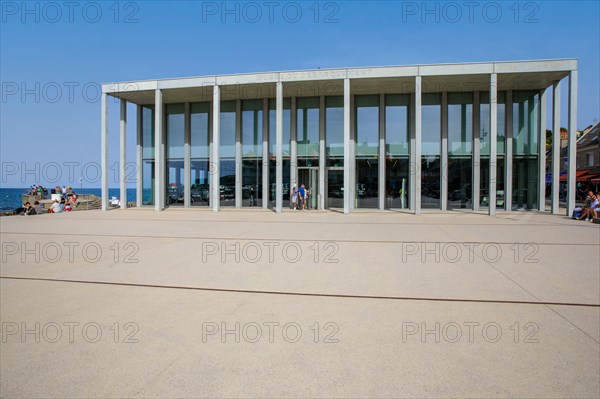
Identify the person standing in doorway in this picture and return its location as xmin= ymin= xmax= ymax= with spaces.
xmin=291 ymin=184 xmax=298 ymax=210
xmin=299 ymin=184 xmax=306 ymax=210
xmin=305 ymin=187 xmax=310 ymax=210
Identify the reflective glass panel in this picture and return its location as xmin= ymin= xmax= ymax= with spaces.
xmin=386 ymin=157 xmax=409 ymax=209
xmin=448 ymin=93 xmax=473 ymax=155
xmin=326 ymin=96 xmax=344 ymax=159
xmin=142 ymin=160 xmax=154 ymax=206
xmin=242 ymin=159 xmax=262 ymax=207
xmin=242 ymin=100 xmax=263 ymax=157
xmin=166 ymin=159 xmax=184 ymax=206
xmin=190 ymin=160 xmax=210 ymax=207
xmin=220 ymin=101 xmax=236 ymax=159
xmin=166 ymin=104 xmax=184 ymax=159
xmin=513 ymin=91 xmax=539 ymax=155
xmin=356 ymin=158 xmax=378 ymax=208
xmin=297 ymin=97 xmax=320 ymax=158
xmin=447 ymin=157 xmax=472 ymax=209
xmin=480 ymin=92 xmax=506 ymax=155
xmin=355 ymin=95 xmax=379 ymax=156
xmin=220 ymin=159 xmax=235 ymax=207
xmin=386 ymin=94 xmax=409 ymax=156
xmin=142 ymin=106 xmax=154 ymax=159
xmin=327 ymin=169 xmax=344 ymax=209
xmin=421 ymin=156 xmax=440 ymax=209
xmin=422 ymin=93 xmax=441 ymax=156
xmin=480 ymin=157 xmax=505 ymax=209
xmin=268 ymin=99 xmax=291 ymax=156
xmin=191 ymin=102 xmax=210 ymax=158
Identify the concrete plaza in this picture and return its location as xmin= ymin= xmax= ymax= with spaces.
xmin=1 ymin=209 xmax=599 ymax=398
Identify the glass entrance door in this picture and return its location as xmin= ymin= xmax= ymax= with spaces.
xmin=326 ymin=168 xmax=344 ymax=209
xmin=297 ymin=167 xmax=318 ymax=210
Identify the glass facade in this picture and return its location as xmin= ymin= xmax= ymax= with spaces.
xmin=326 ymin=96 xmax=344 ymax=163
xmin=268 ymin=99 xmax=291 ymax=207
xmin=297 ymin=97 xmax=320 ymax=208
xmin=141 ymin=106 xmax=155 ymax=205
xmin=166 ymin=104 xmax=184 ymax=206
xmin=480 ymin=91 xmax=506 ymax=209
xmin=447 ymin=92 xmax=473 ymax=210
xmin=326 ymin=96 xmax=344 ymax=208
xmin=242 ymin=100 xmax=263 ymax=207
xmin=385 ymin=94 xmax=410 ymax=209
xmin=191 ymin=102 xmax=210 ymax=207
xmin=512 ymin=91 xmax=539 ymax=210
xmin=421 ymin=93 xmax=441 ymax=209
xmin=297 ymin=97 xmax=320 ymax=159
xmin=355 ymin=95 xmax=379 ymax=208
xmin=220 ymin=101 xmax=236 ymax=206
xmin=135 ymin=82 xmax=543 ymax=215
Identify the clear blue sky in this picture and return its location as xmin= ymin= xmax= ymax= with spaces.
xmin=1 ymin=0 xmax=598 ymax=188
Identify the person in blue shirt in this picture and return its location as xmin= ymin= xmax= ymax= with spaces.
xmin=298 ymin=184 xmax=306 ymax=210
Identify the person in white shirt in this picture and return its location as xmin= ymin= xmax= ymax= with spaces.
xmin=51 ymin=200 xmax=61 ymax=213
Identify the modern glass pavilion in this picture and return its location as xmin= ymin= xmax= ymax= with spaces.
xmin=101 ymin=59 xmax=578 ymax=215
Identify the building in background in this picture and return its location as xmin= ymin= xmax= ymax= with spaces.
xmin=576 ymin=122 xmax=600 ymax=192
xmin=100 ymin=59 xmax=579 ymax=215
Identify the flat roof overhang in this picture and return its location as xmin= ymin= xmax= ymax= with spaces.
xmin=103 ymin=59 xmax=577 ymax=105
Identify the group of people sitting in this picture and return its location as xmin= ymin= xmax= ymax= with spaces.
xmin=19 ymin=184 xmax=78 ymax=215
xmin=18 ymin=196 xmax=77 ymax=215
xmin=48 ymin=196 xmax=76 ymax=213
xmin=576 ymin=190 xmax=600 ymax=222
xmin=18 ymin=201 xmax=44 ymax=215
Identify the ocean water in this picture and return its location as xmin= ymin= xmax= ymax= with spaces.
xmin=0 ymin=188 xmax=137 ymax=211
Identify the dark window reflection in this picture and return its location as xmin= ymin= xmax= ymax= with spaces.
xmin=386 ymin=157 xmax=409 ymax=209
xmin=422 ymin=156 xmax=440 ymax=209
xmin=191 ymin=160 xmax=210 ymax=207
xmin=356 ymin=158 xmax=378 ymax=208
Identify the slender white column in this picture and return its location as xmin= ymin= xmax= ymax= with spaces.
xmin=275 ymin=82 xmax=283 ymax=213
xmin=378 ymin=93 xmax=385 ymax=210
xmin=120 ymin=99 xmax=127 ymax=209
xmin=505 ymin=90 xmax=513 ymax=211
xmin=527 ymin=99 xmax=538 ymax=209
xmin=349 ymin=94 xmax=356 ymax=209
xmin=136 ymin=104 xmax=142 ymax=207
xmin=212 ymin=85 xmax=220 ymax=212
xmin=473 ymin=91 xmax=481 ymax=211
xmin=343 ymin=78 xmax=351 ymax=214
xmin=551 ymin=80 xmax=561 ymax=214
xmin=235 ymin=99 xmax=242 ymax=208
xmin=160 ymin=101 xmax=166 ymax=210
xmin=154 ymin=89 xmax=163 ymax=212
xmin=441 ymin=91 xmax=448 ymax=212
xmin=101 ymin=93 xmax=109 ymax=211
xmin=489 ymin=74 xmax=498 ymax=216
xmin=567 ymin=70 xmax=578 ymax=216
xmin=184 ymin=102 xmax=191 ymax=208
xmin=262 ymin=98 xmax=269 ymax=209
xmin=319 ymin=95 xmax=325 ymax=211
xmin=538 ymin=88 xmax=547 ymax=212
xmin=290 ymin=97 xmax=298 ymax=192
xmin=409 ymin=93 xmax=415 ymax=211
xmin=414 ymin=76 xmax=422 ymax=215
